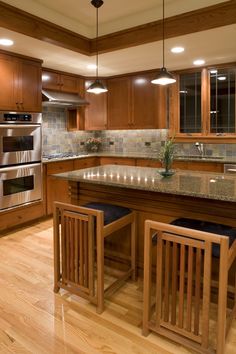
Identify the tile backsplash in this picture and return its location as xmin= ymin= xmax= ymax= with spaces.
xmin=42 ymin=107 xmax=236 ymax=158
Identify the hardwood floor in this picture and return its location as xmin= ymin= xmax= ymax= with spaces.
xmin=0 ymin=219 xmax=235 ymax=354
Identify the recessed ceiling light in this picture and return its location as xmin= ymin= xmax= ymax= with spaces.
xmin=0 ymin=38 xmax=14 ymax=46
xmin=210 ymin=69 xmax=218 ymax=74
xmin=218 ymin=76 xmax=226 ymax=81
xmin=42 ymin=75 xmax=50 ymax=81
xmin=87 ymin=64 xmax=97 ymax=70
xmin=135 ymin=78 xmax=147 ymax=85
xmin=193 ymin=59 xmax=205 ymax=66
xmin=171 ymin=47 xmax=184 ymax=53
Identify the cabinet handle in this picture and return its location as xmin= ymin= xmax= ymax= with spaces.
xmin=68 ymin=192 xmax=72 ymax=196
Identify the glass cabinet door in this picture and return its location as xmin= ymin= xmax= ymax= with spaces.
xmin=179 ymin=72 xmax=201 ymax=133
xmin=210 ymin=68 xmax=235 ymax=133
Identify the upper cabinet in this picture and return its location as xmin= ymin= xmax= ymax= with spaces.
xmin=107 ymin=77 xmax=132 ymax=129
xmin=169 ymin=66 xmax=236 ymax=139
xmin=131 ymin=73 xmax=167 ymax=129
xmin=85 ymin=80 xmax=107 ymax=130
xmin=106 ymin=74 xmax=167 ymax=130
xmin=0 ymin=52 xmax=42 ymax=112
xmin=42 ymin=70 xmax=84 ymax=95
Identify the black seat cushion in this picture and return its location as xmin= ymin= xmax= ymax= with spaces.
xmin=171 ymin=218 xmax=236 ymax=257
xmin=83 ymin=202 xmax=131 ymax=226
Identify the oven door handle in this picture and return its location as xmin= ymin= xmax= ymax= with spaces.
xmin=0 ymin=124 xmax=41 ymax=128
xmin=0 ymin=163 xmax=41 ymax=172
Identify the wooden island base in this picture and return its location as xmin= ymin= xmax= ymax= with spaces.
xmin=70 ymin=181 xmax=236 ymax=270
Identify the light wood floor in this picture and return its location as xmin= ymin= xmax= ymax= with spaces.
xmin=0 ymin=219 xmax=235 ymax=354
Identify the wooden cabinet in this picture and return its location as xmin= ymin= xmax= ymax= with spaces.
xmin=45 ymin=157 xmax=99 ymax=215
xmin=0 ymin=52 xmax=42 ymax=112
xmin=131 ymin=73 xmax=167 ymax=129
xmin=107 ymin=77 xmax=132 ymax=129
xmin=136 ymin=159 xmax=161 ymax=168
xmin=173 ymin=160 xmax=223 ymax=172
xmin=106 ymin=74 xmax=166 ymax=130
xmin=73 ymin=157 xmax=99 ymax=170
xmin=46 ymin=160 xmax=74 ymax=215
xmin=42 ymin=70 xmax=84 ymax=95
xmin=85 ymin=80 xmax=107 ymax=130
xmin=100 ymin=157 xmax=135 ymax=166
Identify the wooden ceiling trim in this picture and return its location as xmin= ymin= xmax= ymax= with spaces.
xmin=0 ymin=1 xmax=235 ymax=56
xmin=93 ymin=1 xmax=236 ymax=54
xmin=0 ymin=1 xmax=90 ymax=55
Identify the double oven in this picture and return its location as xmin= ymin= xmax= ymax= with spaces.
xmin=0 ymin=112 xmax=42 ymax=211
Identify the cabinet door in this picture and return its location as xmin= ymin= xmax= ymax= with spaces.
xmin=61 ymin=74 xmax=83 ymax=93
xmin=20 ymin=59 xmax=42 ymax=112
xmin=0 ymin=53 xmax=18 ymax=110
xmin=85 ymin=81 xmax=107 ymax=130
xmin=46 ymin=161 xmax=74 ymax=215
xmin=131 ymin=74 xmax=167 ymax=129
xmin=136 ymin=159 xmax=161 ymax=168
xmin=73 ymin=157 xmax=99 ymax=170
xmin=107 ymin=77 xmax=131 ymax=129
xmin=42 ymin=71 xmax=61 ymax=90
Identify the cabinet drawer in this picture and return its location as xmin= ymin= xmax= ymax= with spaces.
xmin=100 ymin=157 xmax=135 ymax=166
xmin=136 ymin=159 xmax=161 ymax=168
xmin=73 ymin=157 xmax=99 ymax=170
xmin=47 ymin=160 xmax=74 ymax=174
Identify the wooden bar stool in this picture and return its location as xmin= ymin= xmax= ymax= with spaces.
xmin=53 ymin=201 xmax=136 ymax=314
xmin=142 ymin=219 xmax=236 ymax=354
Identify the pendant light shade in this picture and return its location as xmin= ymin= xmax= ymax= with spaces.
xmin=152 ymin=0 xmax=176 ymax=86
xmin=87 ymin=0 xmax=108 ymax=94
xmin=151 ymin=67 xmax=176 ymax=85
xmin=87 ymin=79 xmax=108 ymax=94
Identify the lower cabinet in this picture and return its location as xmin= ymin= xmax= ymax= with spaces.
xmin=46 ymin=160 xmax=74 ymax=215
xmin=44 ymin=156 xmax=224 ymax=216
xmin=45 ymin=157 xmax=100 ymax=215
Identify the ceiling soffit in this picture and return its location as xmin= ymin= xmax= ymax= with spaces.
xmin=0 ymin=1 xmax=235 ymax=57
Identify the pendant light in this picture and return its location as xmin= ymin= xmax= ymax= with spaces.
xmin=87 ymin=0 xmax=108 ymax=94
xmin=151 ymin=0 xmax=176 ymax=85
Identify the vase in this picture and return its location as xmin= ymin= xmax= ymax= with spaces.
xmin=159 ymin=162 xmax=175 ymax=177
xmin=90 ymin=145 xmax=99 ymax=152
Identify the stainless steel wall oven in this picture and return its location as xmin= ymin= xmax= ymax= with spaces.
xmin=0 ymin=112 xmax=42 ymax=210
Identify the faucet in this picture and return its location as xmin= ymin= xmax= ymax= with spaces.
xmin=195 ymin=142 xmax=204 ymax=157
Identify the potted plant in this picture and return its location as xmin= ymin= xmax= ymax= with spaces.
xmin=85 ymin=137 xmax=101 ymax=152
xmin=159 ymin=137 xmax=175 ymax=177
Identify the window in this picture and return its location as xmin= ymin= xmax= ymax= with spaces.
xmin=210 ymin=68 xmax=235 ymax=134
xmin=179 ymin=72 xmax=201 ymax=133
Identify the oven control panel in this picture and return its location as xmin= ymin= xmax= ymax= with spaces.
xmin=0 ymin=112 xmax=42 ymax=124
xmin=3 ymin=114 xmax=32 ymax=122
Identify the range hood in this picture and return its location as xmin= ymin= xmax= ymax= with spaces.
xmin=42 ymin=89 xmax=89 ymax=107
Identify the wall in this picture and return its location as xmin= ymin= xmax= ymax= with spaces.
xmin=42 ymin=107 xmax=236 ymax=158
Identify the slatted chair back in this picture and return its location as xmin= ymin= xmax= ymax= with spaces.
xmin=143 ymin=220 xmax=230 ymax=354
xmin=53 ymin=202 xmax=104 ymax=307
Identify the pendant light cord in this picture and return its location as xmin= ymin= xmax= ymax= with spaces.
xmin=96 ymin=6 xmax=99 ymax=78
xmin=162 ymin=0 xmax=165 ymax=68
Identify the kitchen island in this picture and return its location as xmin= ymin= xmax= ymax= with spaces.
xmin=53 ymin=164 xmax=236 ymax=267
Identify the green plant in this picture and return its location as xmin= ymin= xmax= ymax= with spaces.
xmin=159 ymin=137 xmax=175 ymax=171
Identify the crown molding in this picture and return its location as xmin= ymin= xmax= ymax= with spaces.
xmin=0 ymin=0 xmax=235 ymax=56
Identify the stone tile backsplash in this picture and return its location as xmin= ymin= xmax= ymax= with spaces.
xmin=42 ymin=107 xmax=236 ymax=157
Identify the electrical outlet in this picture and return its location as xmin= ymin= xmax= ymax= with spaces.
xmin=109 ymin=141 xmax=114 ymax=145
xmin=145 ymin=142 xmax=151 ymax=146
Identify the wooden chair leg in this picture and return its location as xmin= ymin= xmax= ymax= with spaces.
xmin=131 ymin=213 xmax=137 ymax=281
xmin=216 ymin=240 xmax=228 ymax=354
xmin=96 ymin=219 xmax=104 ymax=314
xmin=142 ymin=221 xmax=152 ymax=336
xmin=53 ymin=207 xmax=60 ymax=293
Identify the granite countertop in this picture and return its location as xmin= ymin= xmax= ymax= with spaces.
xmin=53 ymin=164 xmax=236 ymax=202
xmin=42 ymin=151 xmax=236 ymax=164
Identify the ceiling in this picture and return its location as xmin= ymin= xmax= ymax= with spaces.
xmin=0 ymin=0 xmax=235 ymax=77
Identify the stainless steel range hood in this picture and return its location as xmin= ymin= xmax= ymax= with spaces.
xmin=42 ymin=89 xmax=89 ymax=107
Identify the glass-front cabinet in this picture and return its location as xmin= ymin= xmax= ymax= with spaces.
xmin=210 ymin=68 xmax=235 ymax=134
xmin=169 ymin=65 xmax=236 ymax=138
